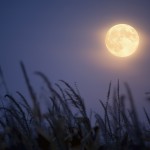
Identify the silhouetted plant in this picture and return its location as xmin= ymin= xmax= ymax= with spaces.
xmin=0 ymin=62 xmax=149 ymax=149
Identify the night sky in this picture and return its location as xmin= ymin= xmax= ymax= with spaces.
xmin=0 ymin=1 xmax=150 ymax=115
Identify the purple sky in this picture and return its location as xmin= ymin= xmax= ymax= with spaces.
xmin=0 ymin=1 xmax=150 ymax=116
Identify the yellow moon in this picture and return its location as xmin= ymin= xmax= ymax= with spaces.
xmin=105 ymin=24 xmax=139 ymax=57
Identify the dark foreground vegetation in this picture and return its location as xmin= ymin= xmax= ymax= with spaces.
xmin=0 ymin=62 xmax=150 ymax=150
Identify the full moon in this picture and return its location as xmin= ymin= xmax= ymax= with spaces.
xmin=105 ymin=24 xmax=139 ymax=57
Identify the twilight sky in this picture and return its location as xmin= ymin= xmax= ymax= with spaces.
xmin=0 ymin=1 xmax=150 ymax=115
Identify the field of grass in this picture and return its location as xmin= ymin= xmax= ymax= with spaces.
xmin=0 ymin=62 xmax=150 ymax=150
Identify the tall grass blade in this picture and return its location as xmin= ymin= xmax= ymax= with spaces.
xmin=20 ymin=62 xmax=41 ymax=121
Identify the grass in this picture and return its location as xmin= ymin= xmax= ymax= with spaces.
xmin=0 ymin=62 xmax=150 ymax=150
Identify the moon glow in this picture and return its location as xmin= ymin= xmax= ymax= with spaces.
xmin=105 ymin=24 xmax=139 ymax=57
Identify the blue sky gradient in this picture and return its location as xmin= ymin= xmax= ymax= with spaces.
xmin=1 ymin=1 xmax=150 ymax=114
